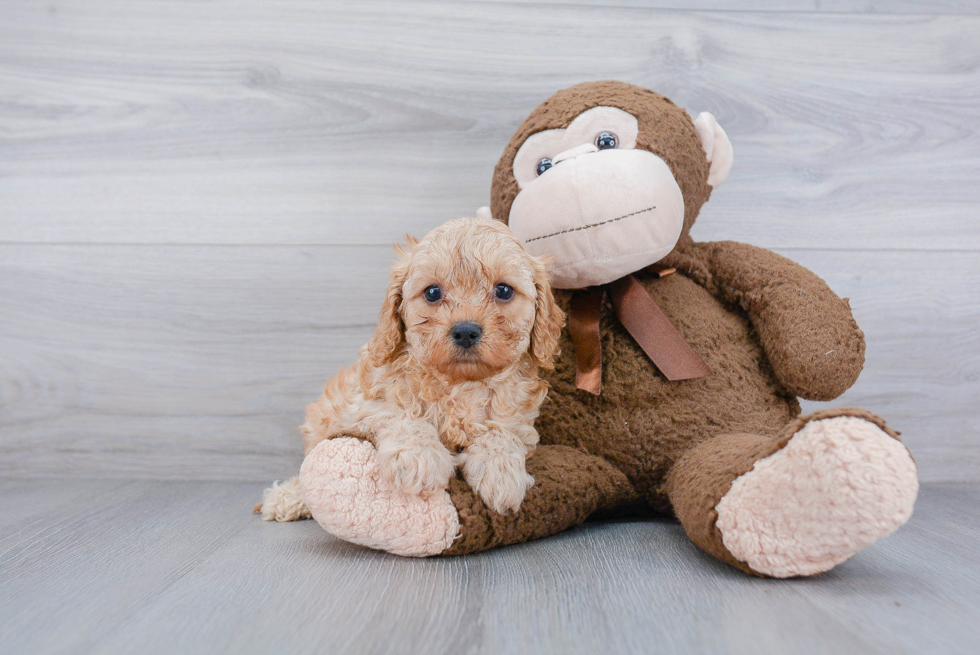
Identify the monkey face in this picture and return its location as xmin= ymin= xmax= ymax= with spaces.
xmin=491 ymin=82 xmax=734 ymax=290
xmin=509 ymin=106 xmax=686 ymax=288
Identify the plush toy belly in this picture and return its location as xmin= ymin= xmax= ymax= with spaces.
xmin=536 ymin=272 xmax=799 ymax=500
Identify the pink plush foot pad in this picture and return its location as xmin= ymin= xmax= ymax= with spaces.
xmin=715 ymin=416 xmax=919 ymax=578
xmin=298 ymin=437 xmax=460 ymax=557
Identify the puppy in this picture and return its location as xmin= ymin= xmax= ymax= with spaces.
xmin=256 ymin=217 xmax=564 ymax=520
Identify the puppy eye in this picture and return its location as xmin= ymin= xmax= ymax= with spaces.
xmin=535 ymin=158 xmax=553 ymax=176
xmin=423 ymin=285 xmax=442 ymax=303
xmin=494 ymin=283 xmax=515 ymax=301
xmin=595 ymin=132 xmax=618 ymax=150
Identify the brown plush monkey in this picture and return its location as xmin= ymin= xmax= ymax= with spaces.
xmin=299 ymin=81 xmax=919 ymax=577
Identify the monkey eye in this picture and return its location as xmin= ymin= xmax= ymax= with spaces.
xmin=535 ymin=158 xmax=553 ymax=176
xmin=423 ymin=285 xmax=442 ymax=303
xmin=493 ymin=283 xmax=515 ymax=301
xmin=595 ymin=132 xmax=619 ymax=150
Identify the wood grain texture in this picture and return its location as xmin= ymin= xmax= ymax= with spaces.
xmin=0 ymin=1 xmax=977 ymax=482
xmin=1 ymin=4 xmax=976 ymax=651
xmin=0 ymin=244 xmax=389 ymax=481
xmin=1 ymin=245 xmax=976 ymax=482
xmin=1 ymin=1 xmax=979 ymax=250
xmin=472 ymin=1 xmax=980 ymax=14
xmin=0 ymin=480 xmax=978 ymax=655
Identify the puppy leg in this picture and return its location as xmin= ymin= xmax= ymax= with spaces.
xmin=376 ymin=418 xmax=455 ymax=496
xmin=457 ymin=430 xmax=535 ymax=515
xmin=255 ymin=476 xmax=312 ymax=521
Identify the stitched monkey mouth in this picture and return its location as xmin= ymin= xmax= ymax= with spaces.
xmin=508 ymin=149 xmax=684 ymax=288
xmin=523 ymin=205 xmax=656 ymax=244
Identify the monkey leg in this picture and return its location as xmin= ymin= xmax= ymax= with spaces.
xmin=299 ymin=437 xmax=637 ymax=557
xmin=443 ymin=444 xmax=638 ymax=555
xmin=665 ymin=408 xmax=919 ymax=577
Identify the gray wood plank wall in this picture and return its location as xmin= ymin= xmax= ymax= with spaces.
xmin=2 ymin=0 xmax=978 ymax=482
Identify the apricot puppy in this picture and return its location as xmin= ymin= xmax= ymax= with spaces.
xmin=257 ymin=217 xmax=564 ymax=519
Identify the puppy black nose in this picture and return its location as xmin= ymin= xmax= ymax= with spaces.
xmin=450 ymin=322 xmax=482 ymax=349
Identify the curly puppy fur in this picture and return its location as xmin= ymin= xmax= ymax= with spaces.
xmin=257 ymin=217 xmax=564 ymax=518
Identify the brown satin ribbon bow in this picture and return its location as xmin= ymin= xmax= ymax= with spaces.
xmin=568 ymin=266 xmax=712 ymax=395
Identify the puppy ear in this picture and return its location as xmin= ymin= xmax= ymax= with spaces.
xmin=529 ymin=254 xmax=565 ymax=369
xmin=366 ymin=236 xmax=415 ymax=367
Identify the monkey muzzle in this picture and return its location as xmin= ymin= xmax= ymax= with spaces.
xmin=508 ymin=147 xmax=685 ymax=289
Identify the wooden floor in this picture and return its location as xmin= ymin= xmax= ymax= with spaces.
xmin=0 ymin=480 xmax=976 ymax=655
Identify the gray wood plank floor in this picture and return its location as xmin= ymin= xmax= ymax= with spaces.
xmin=1 ymin=480 xmax=977 ymax=655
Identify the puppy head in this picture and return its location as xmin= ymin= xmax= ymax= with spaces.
xmin=366 ymin=217 xmax=564 ymax=382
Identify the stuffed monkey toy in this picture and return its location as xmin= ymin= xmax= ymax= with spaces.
xmin=299 ymin=81 xmax=918 ymax=577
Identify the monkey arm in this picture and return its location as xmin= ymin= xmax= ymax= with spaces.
xmin=669 ymin=240 xmax=865 ymax=401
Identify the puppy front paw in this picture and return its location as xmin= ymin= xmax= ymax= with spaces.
xmin=377 ymin=441 xmax=455 ymax=496
xmin=458 ymin=445 xmax=534 ymax=515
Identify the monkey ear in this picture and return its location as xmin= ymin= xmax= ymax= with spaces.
xmin=693 ymin=112 xmax=734 ymax=188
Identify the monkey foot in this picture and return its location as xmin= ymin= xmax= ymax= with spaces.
xmin=299 ymin=437 xmax=460 ymax=557
xmin=715 ymin=415 xmax=919 ymax=578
